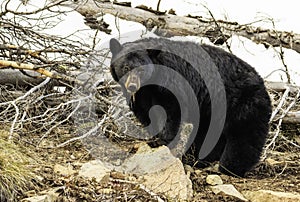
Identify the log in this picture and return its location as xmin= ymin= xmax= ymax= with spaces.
xmin=283 ymin=112 xmax=300 ymax=124
xmin=58 ymin=0 xmax=300 ymax=54
xmin=0 ymin=69 xmax=47 ymax=87
xmin=265 ymin=81 xmax=300 ymax=93
xmin=0 ymin=69 xmax=76 ymax=88
xmin=0 ymin=59 xmax=83 ymax=88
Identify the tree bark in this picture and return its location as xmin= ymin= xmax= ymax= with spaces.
xmin=0 ymin=69 xmax=47 ymax=87
xmin=59 ymin=0 xmax=300 ymax=54
xmin=0 ymin=60 xmax=82 ymax=87
xmin=265 ymin=81 xmax=300 ymax=94
xmin=283 ymin=112 xmax=300 ymax=124
xmin=0 ymin=69 xmax=73 ymax=90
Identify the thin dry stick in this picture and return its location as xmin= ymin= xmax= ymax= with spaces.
xmin=269 ymin=87 xmax=290 ymax=122
xmin=156 ymin=0 xmax=162 ymax=11
xmin=270 ymin=20 xmax=291 ymax=83
xmin=201 ymin=3 xmax=232 ymax=53
xmin=281 ymin=135 xmax=300 ymax=149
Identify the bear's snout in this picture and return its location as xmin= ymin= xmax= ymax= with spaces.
xmin=125 ymin=73 xmax=140 ymax=94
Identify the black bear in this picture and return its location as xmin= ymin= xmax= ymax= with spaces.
xmin=109 ymin=37 xmax=272 ymax=177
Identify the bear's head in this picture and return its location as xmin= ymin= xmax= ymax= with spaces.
xmin=109 ymin=38 xmax=160 ymax=95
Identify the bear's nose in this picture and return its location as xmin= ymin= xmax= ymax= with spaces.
xmin=125 ymin=73 xmax=140 ymax=93
xmin=127 ymin=83 xmax=138 ymax=93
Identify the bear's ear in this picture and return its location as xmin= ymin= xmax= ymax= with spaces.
xmin=110 ymin=38 xmax=123 ymax=56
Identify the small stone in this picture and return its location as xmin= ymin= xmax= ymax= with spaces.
xmin=53 ymin=164 xmax=76 ymax=176
xmin=110 ymin=171 xmax=126 ymax=180
xmin=206 ymin=174 xmax=223 ymax=185
xmin=120 ymin=145 xmax=176 ymax=175
xmin=184 ymin=165 xmax=194 ymax=178
xmin=24 ymin=190 xmax=36 ymax=197
xmin=194 ymin=169 xmax=202 ymax=176
xmin=184 ymin=165 xmax=194 ymax=173
xmin=79 ymin=160 xmax=111 ymax=182
xmin=126 ymin=175 xmax=137 ymax=181
xmin=211 ymin=184 xmax=248 ymax=201
xmin=265 ymin=158 xmax=282 ymax=166
xmin=97 ymin=188 xmax=115 ymax=194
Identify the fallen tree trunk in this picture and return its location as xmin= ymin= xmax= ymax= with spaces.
xmin=0 ymin=69 xmax=46 ymax=87
xmin=265 ymin=81 xmax=300 ymax=94
xmin=59 ymin=0 xmax=300 ymax=54
xmin=283 ymin=111 xmax=300 ymax=124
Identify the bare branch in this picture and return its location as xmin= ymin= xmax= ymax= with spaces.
xmin=0 ymin=59 xmax=83 ymax=85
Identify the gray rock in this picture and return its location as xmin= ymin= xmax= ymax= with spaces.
xmin=139 ymin=156 xmax=193 ymax=200
xmin=120 ymin=144 xmax=193 ymax=200
xmin=120 ymin=144 xmax=176 ymax=175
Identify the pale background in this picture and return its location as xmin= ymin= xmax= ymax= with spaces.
xmin=8 ymin=0 xmax=300 ymax=84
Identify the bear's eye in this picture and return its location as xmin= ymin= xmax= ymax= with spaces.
xmin=138 ymin=69 xmax=146 ymax=75
xmin=124 ymin=65 xmax=131 ymax=72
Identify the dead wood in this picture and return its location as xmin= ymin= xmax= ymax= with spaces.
xmin=0 ymin=69 xmax=47 ymax=87
xmin=266 ymin=81 xmax=300 ymax=94
xmin=0 ymin=60 xmax=83 ymax=87
xmin=59 ymin=0 xmax=300 ymax=54
xmin=282 ymin=112 xmax=300 ymax=124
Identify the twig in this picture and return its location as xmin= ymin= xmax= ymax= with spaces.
xmin=280 ymin=135 xmax=300 ymax=149
xmin=56 ymin=114 xmax=107 ymax=148
xmin=269 ymin=87 xmax=290 ymax=122
xmin=0 ymin=60 xmax=56 ymax=78
xmin=156 ymin=0 xmax=162 ymax=12
xmin=200 ymin=4 xmax=232 ymax=52
xmin=270 ymin=19 xmax=291 ymax=83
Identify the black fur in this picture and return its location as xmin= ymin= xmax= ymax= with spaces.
xmin=109 ymin=37 xmax=272 ymax=177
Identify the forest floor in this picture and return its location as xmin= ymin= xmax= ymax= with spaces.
xmin=1 ymin=123 xmax=299 ymax=202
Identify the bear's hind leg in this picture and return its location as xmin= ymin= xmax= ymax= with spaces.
xmin=219 ymin=121 xmax=268 ymax=177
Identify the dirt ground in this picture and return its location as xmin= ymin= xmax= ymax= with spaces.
xmin=1 ymin=123 xmax=297 ymax=202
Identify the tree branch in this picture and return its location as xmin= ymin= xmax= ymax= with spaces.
xmin=0 ymin=60 xmax=56 ymax=78
xmin=0 ymin=60 xmax=83 ymax=85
